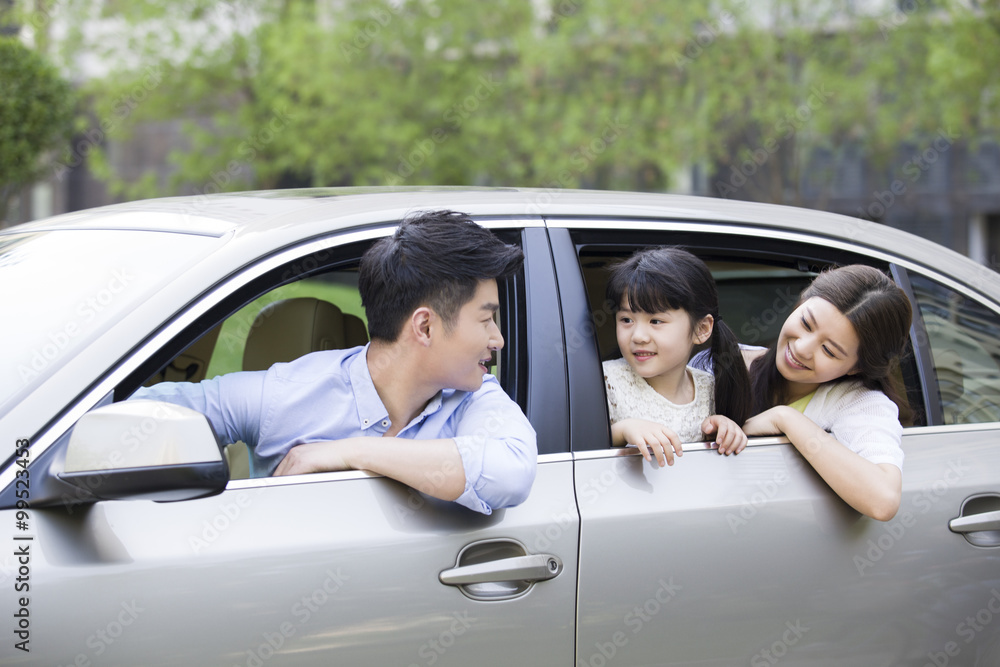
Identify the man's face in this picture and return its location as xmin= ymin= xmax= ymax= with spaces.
xmin=431 ymin=279 xmax=504 ymax=392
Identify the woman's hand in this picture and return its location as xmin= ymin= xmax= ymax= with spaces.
xmin=742 ymin=406 xmax=794 ymax=437
xmin=612 ymin=419 xmax=683 ymax=467
xmin=701 ymin=415 xmax=748 ymax=455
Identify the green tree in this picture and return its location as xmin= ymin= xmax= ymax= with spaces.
xmin=0 ymin=36 xmax=75 ymax=222
xmin=49 ymin=0 xmax=1000 ymax=207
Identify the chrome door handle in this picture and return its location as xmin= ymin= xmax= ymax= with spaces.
xmin=950 ymin=509 xmax=1000 ymax=533
xmin=439 ymin=554 xmax=562 ymax=585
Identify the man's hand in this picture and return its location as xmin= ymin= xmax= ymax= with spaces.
xmin=273 ymin=439 xmax=357 ymax=476
xmin=272 ymin=436 xmax=467 ymax=503
xmin=701 ymin=415 xmax=747 ymax=455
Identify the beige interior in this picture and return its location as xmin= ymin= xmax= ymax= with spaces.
xmin=225 ymin=297 xmax=369 ymax=479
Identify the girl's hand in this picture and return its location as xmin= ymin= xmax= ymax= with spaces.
xmin=616 ymin=419 xmax=683 ymax=467
xmin=701 ymin=415 xmax=747 ymax=455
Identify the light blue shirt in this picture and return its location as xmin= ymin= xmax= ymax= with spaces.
xmin=134 ymin=344 xmax=537 ymax=514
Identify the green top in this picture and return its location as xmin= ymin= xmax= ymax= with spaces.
xmin=788 ymin=389 xmax=817 ymax=413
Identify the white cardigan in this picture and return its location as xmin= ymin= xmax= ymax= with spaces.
xmin=800 ymin=380 xmax=904 ymax=470
xmin=690 ymin=348 xmax=905 ymax=469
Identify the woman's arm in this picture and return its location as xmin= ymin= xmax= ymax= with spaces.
xmin=743 ymin=406 xmax=902 ymax=521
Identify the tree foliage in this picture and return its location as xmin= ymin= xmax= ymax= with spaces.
xmin=46 ymin=0 xmax=1000 ymax=206
xmin=0 ymin=36 xmax=75 ymax=220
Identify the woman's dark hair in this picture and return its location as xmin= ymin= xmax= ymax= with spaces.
xmin=359 ymin=210 xmax=523 ymax=341
xmin=749 ymin=264 xmax=913 ymax=422
xmin=605 ymin=246 xmax=752 ymax=424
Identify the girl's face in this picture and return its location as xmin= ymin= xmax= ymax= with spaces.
xmin=616 ymin=299 xmax=710 ymax=383
xmin=776 ymin=296 xmax=861 ymax=392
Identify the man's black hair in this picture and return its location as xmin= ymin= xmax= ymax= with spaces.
xmin=359 ymin=210 xmax=524 ymax=341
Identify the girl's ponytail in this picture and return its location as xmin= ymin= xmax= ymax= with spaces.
xmin=709 ymin=319 xmax=752 ymax=424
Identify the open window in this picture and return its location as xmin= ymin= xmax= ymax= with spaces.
xmin=569 ymin=228 xmax=927 ymax=443
xmin=113 ymin=229 xmax=528 ymax=480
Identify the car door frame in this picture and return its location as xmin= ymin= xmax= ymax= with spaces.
xmin=0 ymin=217 xmax=582 ymax=666
xmin=548 ymin=216 xmax=1000 ymax=666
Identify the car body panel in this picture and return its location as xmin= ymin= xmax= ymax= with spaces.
xmin=2 ymin=188 xmax=999 ymax=665
xmin=573 ymin=428 xmax=1000 ymax=666
xmin=4 ymin=458 xmax=578 ymax=666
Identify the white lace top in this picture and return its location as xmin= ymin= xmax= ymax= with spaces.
xmin=602 ymin=358 xmax=716 ymax=442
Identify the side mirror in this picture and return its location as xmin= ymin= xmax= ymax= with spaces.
xmin=59 ymin=400 xmax=229 ymax=502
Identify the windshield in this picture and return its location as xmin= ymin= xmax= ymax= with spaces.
xmin=1 ymin=229 xmax=219 ymax=416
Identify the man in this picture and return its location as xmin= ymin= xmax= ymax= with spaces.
xmin=135 ymin=210 xmax=536 ymax=514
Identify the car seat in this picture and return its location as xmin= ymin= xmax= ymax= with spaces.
xmin=241 ymin=297 xmax=369 ymax=372
xmin=225 ymin=297 xmax=369 ymax=478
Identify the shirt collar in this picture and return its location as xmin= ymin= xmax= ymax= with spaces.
xmin=348 ymin=343 xmax=446 ymax=433
xmin=349 ymin=344 xmax=389 ymax=431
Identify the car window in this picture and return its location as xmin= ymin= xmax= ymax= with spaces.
xmin=572 ymin=233 xmax=927 ymax=437
xmin=910 ymin=273 xmax=1000 ymax=424
xmin=127 ymin=231 xmax=526 ymax=478
xmin=579 ymin=251 xmax=814 ymax=362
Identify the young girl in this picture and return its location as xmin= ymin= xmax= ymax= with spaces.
xmin=603 ymin=247 xmax=751 ymax=467
xmin=742 ymin=264 xmax=913 ymax=521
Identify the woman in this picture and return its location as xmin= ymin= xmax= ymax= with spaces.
xmin=742 ymin=265 xmax=913 ymax=521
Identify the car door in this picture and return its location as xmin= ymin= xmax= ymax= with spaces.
xmin=550 ymin=220 xmax=1000 ymax=667
xmin=0 ymin=222 xmax=579 ymax=666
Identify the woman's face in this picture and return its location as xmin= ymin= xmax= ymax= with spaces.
xmin=775 ymin=297 xmax=861 ymax=391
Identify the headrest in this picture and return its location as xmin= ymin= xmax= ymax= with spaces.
xmin=242 ymin=297 xmax=368 ymax=371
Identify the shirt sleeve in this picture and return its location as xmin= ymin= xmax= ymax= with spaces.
xmin=131 ymin=372 xmax=268 ymax=448
xmin=810 ymin=383 xmax=904 ymax=470
xmin=450 ymin=377 xmax=537 ymax=515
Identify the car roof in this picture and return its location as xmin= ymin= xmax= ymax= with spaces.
xmin=4 ymin=186 xmax=999 ymax=300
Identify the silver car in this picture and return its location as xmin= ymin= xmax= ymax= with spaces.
xmin=3 ymin=188 xmax=1000 ymax=666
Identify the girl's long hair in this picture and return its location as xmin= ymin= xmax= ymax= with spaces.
xmin=749 ymin=264 xmax=913 ymax=422
xmin=606 ymin=247 xmax=752 ymax=424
